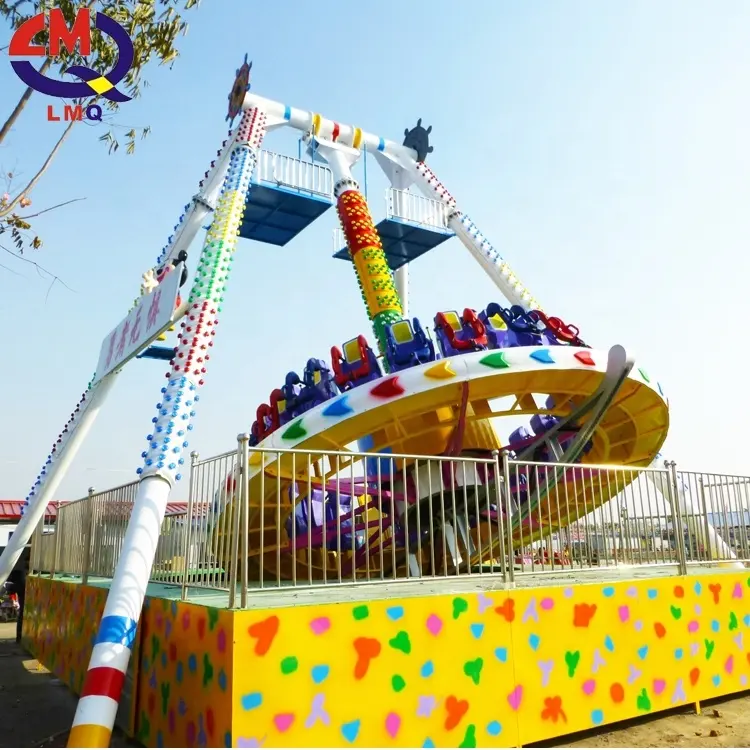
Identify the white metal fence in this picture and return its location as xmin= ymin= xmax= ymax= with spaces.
xmin=386 ymin=187 xmax=451 ymax=231
xmin=255 ymin=149 xmax=333 ymax=199
xmin=31 ymin=441 xmax=750 ymax=607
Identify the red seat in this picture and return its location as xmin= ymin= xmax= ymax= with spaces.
xmin=331 ymin=335 xmax=372 ymax=388
xmin=435 ymin=308 xmax=487 ymax=351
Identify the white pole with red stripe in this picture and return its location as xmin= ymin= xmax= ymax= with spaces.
xmin=67 ymin=107 xmax=267 ymax=748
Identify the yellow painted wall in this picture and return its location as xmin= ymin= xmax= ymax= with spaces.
xmin=24 ymin=578 xmax=234 ymax=748
xmin=232 ymin=574 xmax=750 ymax=747
xmin=25 ymin=573 xmax=750 ymax=748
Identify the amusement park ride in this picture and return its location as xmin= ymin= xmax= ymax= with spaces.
xmin=0 ymin=55 xmax=675 ymax=746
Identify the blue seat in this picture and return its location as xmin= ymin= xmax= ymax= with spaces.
xmin=282 ymin=371 xmax=304 ymax=416
xmin=385 ymin=318 xmax=436 ymax=371
xmin=487 ymin=303 xmax=543 ymax=347
xmin=297 ymin=358 xmax=338 ymax=412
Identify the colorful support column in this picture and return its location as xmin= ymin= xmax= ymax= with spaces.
xmin=67 ymin=107 xmax=267 ymax=749
xmin=336 ymin=182 xmax=403 ymax=359
xmin=410 ymin=161 xmax=543 ymax=311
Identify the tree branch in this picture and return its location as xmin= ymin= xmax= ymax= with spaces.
xmin=0 ymin=57 xmax=53 ymax=146
xmin=0 ymin=242 xmax=77 ymax=298
xmin=18 ymin=196 xmax=86 ymax=220
xmin=0 ymin=118 xmax=77 ymax=218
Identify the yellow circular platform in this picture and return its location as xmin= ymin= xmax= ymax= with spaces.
xmin=218 ymin=345 xmax=669 ymax=581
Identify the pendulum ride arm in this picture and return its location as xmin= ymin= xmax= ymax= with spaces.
xmin=407 ymin=161 xmax=543 ymax=312
xmin=0 ymin=126 xmax=242 ymax=587
xmin=0 ymin=374 xmax=117 ymax=584
xmin=67 ymin=108 xmax=268 ymax=749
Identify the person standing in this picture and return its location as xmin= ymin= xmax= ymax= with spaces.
xmin=6 ymin=546 xmax=29 ymax=644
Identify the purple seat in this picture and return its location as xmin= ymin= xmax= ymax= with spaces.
xmin=479 ymin=307 xmax=511 ymax=349
xmin=285 ymin=487 xmax=364 ymax=551
xmin=487 ymin=303 xmax=543 ymax=347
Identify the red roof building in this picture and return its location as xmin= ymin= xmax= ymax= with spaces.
xmin=0 ymin=501 xmax=189 ymax=522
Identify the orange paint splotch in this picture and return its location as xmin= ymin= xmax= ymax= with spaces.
xmin=610 ymin=683 xmax=625 ymax=703
xmin=541 ymin=696 xmax=567 ymax=723
xmin=247 ymin=615 xmax=279 ymax=656
xmin=353 ymin=637 xmax=381 ymax=679
xmin=444 ymin=696 xmax=469 ymax=730
xmin=495 ymin=598 xmax=515 ymax=622
xmin=573 ymin=603 xmax=597 ymax=627
xmin=709 ymin=583 xmax=722 ymax=604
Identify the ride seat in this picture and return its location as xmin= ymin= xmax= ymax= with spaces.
xmin=434 ymin=308 xmax=488 ymax=357
xmin=385 ymin=318 xmax=436 ymax=371
xmin=331 ymin=335 xmax=382 ymax=390
xmin=486 ymin=303 xmax=542 ymax=347
xmin=479 ymin=306 xmax=510 ymax=349
xmin=299 ymin=358 xmax=338 ymax=410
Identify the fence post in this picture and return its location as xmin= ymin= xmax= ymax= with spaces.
xmin=698 ymin=477 xmax=713 ymax=563
xmin=501 ymin=450 xmax=515 ymax=587
xmin=181 ymin=452 xmax=199 ymax=602
xmin=82 ymin=487 xmax=95 ymax=585
xmin=228 ymin=438 xmax=244 ymax=609
xmin=666 ymin=461 xmax=688 ymax=575
xmin=239 ymin=434 xmax=250 ymax=609
xmin=52 ymin=503 xmax=62 ymax=579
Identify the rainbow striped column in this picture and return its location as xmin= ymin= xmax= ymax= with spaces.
xmin=67 ymin=108 xmax=267 ymax=748
xmin=411 ymin=162 xmax=543 ymax=311
xmin=336 ymin=184 xmax=403 ymax=360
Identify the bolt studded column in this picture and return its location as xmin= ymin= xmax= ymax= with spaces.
xmin=67 ymin=108 xmax=267 ymax=749
xmin=336 ymin=179 xmax=403 ymax=360
xmin=412 ymin=161 xmax=543 ymax=311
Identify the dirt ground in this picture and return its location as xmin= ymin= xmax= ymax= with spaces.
xmin=0 ymin=622 xmax=133 ymax=748
xmin=547 ymin=696 xmax=750 ymax=748
xmin=2 ymin=621 xmax=750 ymax=748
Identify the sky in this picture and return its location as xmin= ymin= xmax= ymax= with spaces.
xmin=1 ymin=0 xmax=749 ymax=502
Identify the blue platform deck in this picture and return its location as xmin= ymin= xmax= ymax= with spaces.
xmin=333 ymin=217 xmax=453 ymax=269
xmin=239 ymin=181 xmax=333 ymax=246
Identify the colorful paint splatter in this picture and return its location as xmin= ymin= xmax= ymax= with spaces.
xmin=135 ymin=597 xmax=234 ymax=748
xmin=233 ymin=575 xmax=750 ymax=747
xmin=25 ymin=574 xmax=750 ymax=747
xmin=23 ymin=577 xmax=108 ymax=696
xmin=25 ymin=578 xmax=233 ymax=748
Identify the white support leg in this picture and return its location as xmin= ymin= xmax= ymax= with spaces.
xmin=645 ymin=458 xmax=742 ymax=569
xmin=0 ymin=372 xmax=118 ymax=585
xmin=406 ymin=161 xmax=543 ymax=311
xmin=68 ymin=107 xmax=268 ymax=748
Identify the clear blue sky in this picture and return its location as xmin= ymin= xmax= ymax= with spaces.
xmin=1 ymin=0 xmax=749 ymax=501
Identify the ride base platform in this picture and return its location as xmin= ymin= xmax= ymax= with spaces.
xmin=23 ymin=568 xmax=750 ymax=748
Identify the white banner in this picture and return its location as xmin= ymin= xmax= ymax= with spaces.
xmin=93 ymin=265 xmax=183 ymax=385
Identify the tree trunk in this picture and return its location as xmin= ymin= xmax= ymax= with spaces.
xmin=0 ymin=58 xmax=54 ymax=146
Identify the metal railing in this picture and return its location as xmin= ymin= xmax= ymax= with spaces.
xmin=255 ymin=149 xmax=333 ymax=199
xmin=505 ymin=461 xmax=682 ymax=575
xmin=386 ymin=187 xmax=451 ymax=231
xmin=30 ymin=440 xmax=750 ymax=607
